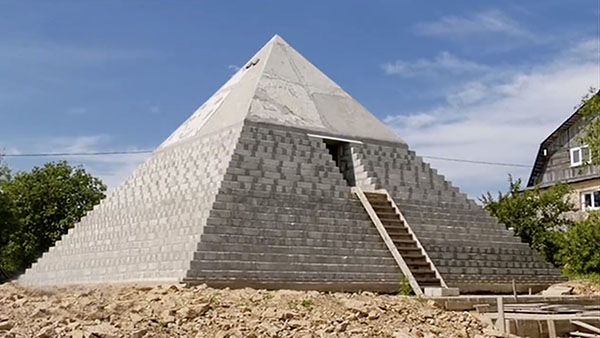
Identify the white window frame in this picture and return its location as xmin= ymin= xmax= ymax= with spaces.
xmin=581 ymin=190 xmax=600 ymax=211
xmin=570 ymin=145 xmax=590 ymax=167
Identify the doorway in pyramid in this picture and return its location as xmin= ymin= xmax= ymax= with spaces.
xmin=322 ymin=139 xmax=356 ymax=187
xmin=19 ymin=35 xmax=563 ymax=293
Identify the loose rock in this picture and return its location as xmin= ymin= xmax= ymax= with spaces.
xmin=0 ymin=282 xmax=506 ymax=338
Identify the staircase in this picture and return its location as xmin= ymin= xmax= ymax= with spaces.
xmin=353 ymin=187 xmax=447 ymax=295
xmin=364 ymin=191 xmax=441 ymax=288
xmin=351 ymin=148 xmax=380 ymax=191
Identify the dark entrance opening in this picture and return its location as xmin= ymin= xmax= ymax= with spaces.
xmin=324 ymin=140 xmax=355 ymax=187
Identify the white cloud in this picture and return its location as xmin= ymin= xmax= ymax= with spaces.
xmin=384 ymin=39 xmax=598 ymax=198
xmin=149 ymin=105 xmax=161 ymax=114
xmin=382 ymin=52 xmax=489 ymax=77
xmin=67 ymin=107 xmax=88 ymax=115
xmin=414 ymin=9 xmax=535 ymax=40
xmin=227 ymin=64 xmax=241 ymax=73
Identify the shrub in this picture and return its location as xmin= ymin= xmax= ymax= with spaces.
xmin=559 ymin=212 xmax=600 ymax=274
xmin=398 ymin=276 xmax=413 ymax=296
xmin=480 ymin=176 xmax=573 ymax=266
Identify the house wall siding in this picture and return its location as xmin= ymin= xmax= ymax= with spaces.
xmin=537 ymin=119 xmax=599 ymax=186
xmin=563 ymin=178 xmax=600 ymax=221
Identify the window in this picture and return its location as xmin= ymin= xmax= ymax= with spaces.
xmin=581 ymin=190 xmax=600 ymax=211
xmin=570 ymin=145 xmax=590 ymax=167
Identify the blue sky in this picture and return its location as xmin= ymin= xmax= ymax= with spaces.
xmin=1 ymin=1 xmax=598 ymax=198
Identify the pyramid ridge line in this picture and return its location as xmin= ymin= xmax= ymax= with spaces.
xmin=154 ymin=121 xmax=246 ymax=154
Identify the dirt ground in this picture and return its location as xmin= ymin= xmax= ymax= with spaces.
xmin=0 ymin=283 xmax=507 ymax=338
xmin=563 ymin=279 xmax=600 ymax=296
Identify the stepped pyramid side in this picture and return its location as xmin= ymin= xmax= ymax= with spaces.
xmin=19 ymin=35 xmax=275 ymax=286
xmin=168 ymin=121 xmax=562 ymax=293
xmin=349 ymin=142 xmax=564 ymax=292
xmin=184 ymin=122 xmax=402 ymax=292
xmin=19 ymin=124 xmax=244 ymax=285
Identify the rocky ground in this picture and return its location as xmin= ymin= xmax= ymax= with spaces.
xmin=563 ymin=279 xmax=600 ymax=296
xmin=0 ymin=283 xmax=507 ymax=338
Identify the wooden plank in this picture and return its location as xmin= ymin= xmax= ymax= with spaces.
xmin=352 ymin=187 xmax=423 ymax=296
xmin=547 ymin=319 xmax=557 ymax=338
xmin=570 ymin=331 xmax=600 ymax=338
xmin=486 ymin=313 xmax=600 ymax=320
xmin=428 ymin=295 xmax=600 ymax=311
xmin=496 ymin=297 xmax=505 ymax=333
xmin=571 ymin=320 xmax=600 ymax=334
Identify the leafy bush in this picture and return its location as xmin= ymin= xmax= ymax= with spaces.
xmin=0 ymin=161 xmax=106 ymax=280
xmin=559 ymin=212 xmax=600 ymax=274
xmin=480 ymin=176 xmax=573 ymax=265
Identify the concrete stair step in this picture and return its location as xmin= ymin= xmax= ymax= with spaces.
xmin=185 ymin=269 xmax=402 ymax=282
xmin=203 ymin=225 xmax=382 ymax=243
xmin=372 ymin=205 xmax=395 ymax=213
xmin=189 ymin=260 xmax=400 ymax=274
xmin=385 ymin=226 xmax=410 ymax=233
xmin=364 ymin=192 xmax=387 ymax=201
xmin=367 ymin=200 xmax=391 ymax=208
xmin=376 ymin=212 xmax=398 ymax=220
xmin=206 ymin=219 xmax=378 ymax=237
xmin=397 ymin=247 xmax=422 ymax=253
xmin=387 ymin=233 xmax=413 ymax=240
xmin=411 ymin=269 xmax=437 ymax=277
xmin=415 ymin=277 xmax=441 ymax=284
xmin=406 ymin=260 xmax=430 ymax=267
xmin=381 ymin=219 xmax=405 ymax=227
xmin=196 ymin=242 xmax=393 ymax=258
xmin=193 ymin=251 xmax=396 ymax=266
xmin=391 ymin=239 xmax=416 ymax=245
xmin=200 ymin=233 xmax=388 ymax=251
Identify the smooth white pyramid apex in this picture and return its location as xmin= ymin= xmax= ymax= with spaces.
xmin=159 ymin=35 xmax=403 ymax=150
xmin=269 ymin=34 xmax=286 ymax=43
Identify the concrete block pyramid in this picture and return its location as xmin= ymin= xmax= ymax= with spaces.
xmin=20 ymin=35 xmax=563 ymax=292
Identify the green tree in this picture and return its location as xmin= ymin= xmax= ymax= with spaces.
xmin=578 ymin=88 xmax=600 ymax=165
xmin=559 ymin=211 xmax=600 ymax=274
xmin=480 ymin=176 xmax=573 ymax=265
xmin=0 ymin=158 xmax=16 ymax=259
xmin=0 ymin=161 xmax=106 ymax=276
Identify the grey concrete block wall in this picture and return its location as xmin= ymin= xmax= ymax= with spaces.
xmin=184 ymin=122 xmax=402 ymax=292
xmin=19 ymin=123 xmax=244 ymax=285
xmin=351 ymin=141 xmax=564 ymax=292
xmin=20 ymin=120 xmax=562 ymax=293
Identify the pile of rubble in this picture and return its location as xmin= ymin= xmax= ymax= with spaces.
xmin=567 ymin=280 xmax=600 ymax=296
xmin=0 ymin=283 xmax=506 ymax=337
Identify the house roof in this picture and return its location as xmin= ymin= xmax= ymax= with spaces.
xmin=526 ymin=92 xmax=599 ymax=187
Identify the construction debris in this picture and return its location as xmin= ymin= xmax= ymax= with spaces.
xmin=0 ymin=282 xmax=506 ymax=338
xmin=478 ymin=298 xmax=600 ymax=337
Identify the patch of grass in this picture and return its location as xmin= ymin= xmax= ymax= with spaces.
xmin=565 ymin=272 xmax=600 ymax=285
xmin=398 ymin=276 xmax=414 ymax=296
xmin=262 ymin=293 xmax=274 ymax=300
xmin=208 ymin=294 xmax=221 ymax=307
xmin=301 ymin=298 xmax=313 ymax=311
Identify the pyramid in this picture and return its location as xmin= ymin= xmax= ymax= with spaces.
xmin=20 ymin=35 xmax=562 ymax=293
